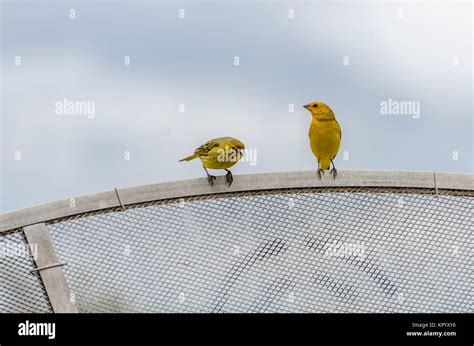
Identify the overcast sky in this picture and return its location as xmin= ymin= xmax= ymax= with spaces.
xmin=1 ymin=0 xmax=472 ymax=212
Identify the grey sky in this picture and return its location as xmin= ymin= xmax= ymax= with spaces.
xmin=1 ymin=0 xmax=472 ymax=212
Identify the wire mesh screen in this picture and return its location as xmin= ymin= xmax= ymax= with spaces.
xmin=0 ymin=230 xmax=53 ymax=313
xmin=47 ymin=188 xmax=472 ymax=313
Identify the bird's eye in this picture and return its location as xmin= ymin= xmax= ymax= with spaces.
xmin=313 ymin=104 xmax=318 ymax=108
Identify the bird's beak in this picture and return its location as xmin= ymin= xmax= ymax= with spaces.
xmin=303 ymin=104 xmax=310 ymax=110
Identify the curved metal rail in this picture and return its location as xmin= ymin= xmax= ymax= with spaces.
xmin=1 ymin=170 xmax=473 ymax=234
xmin=0 ymin=170 xmax=472 ymax=313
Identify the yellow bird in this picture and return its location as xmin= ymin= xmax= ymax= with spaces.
xmin=179 ymin=137 xmax=245 ymax=187
xmin=303 ymin=101 xmax=342 ymax=179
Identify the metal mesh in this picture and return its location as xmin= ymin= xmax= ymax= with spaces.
xmin=47 ymin=187 xmax=472 ymax=313
xmin=0 ymin=230 xmax=53 ymax=313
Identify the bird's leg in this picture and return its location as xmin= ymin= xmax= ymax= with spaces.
xmin=204 ymin=167 xmax=216 ymax=186
xmin=316 ymin=160 xmax=324 ymax=180
xmin=330 ymin=159 xmax=337 ymax=180
xmin=224 ymin=169 xmax=233 ymax=187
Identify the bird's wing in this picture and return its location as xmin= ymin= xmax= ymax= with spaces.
xmin=194 ymin=140 xmax=220 ymax=157
xmin=335 ymin=120 xmax=342 ymax=141
xmin=332 ymin=120 xmax=342 ymax=160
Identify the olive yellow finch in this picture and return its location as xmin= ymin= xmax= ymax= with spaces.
xmin=179 ymin=137 xmax=245 ymax=187
xmin=303 ymin=101 xmax=341 ymax=179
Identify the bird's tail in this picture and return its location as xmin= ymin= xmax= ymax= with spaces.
xmin=179 ymin=154 xmax=198 ymax=162
xmin=320 ymin=159 xmax=331 ymax=170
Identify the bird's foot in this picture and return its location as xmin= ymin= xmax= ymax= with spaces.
xmin=330 ymin=168 xmax=337 ymax=180
xmin=317 ymin=168 xmax=325 ymax=180
xmin=207 ymin=175 xmax=217 ymax=186
xmin=225 ymin=170 xmax=233 ymax=187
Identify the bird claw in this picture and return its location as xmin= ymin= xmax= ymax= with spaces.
xmin=317 ymin=168 xmax=324 ymax=180
xmin=225 ymin=171 xmax=233 ymax=187
xmin=330 ymin=168 xmax=337 ymax=180
xmin=207 ymin=175 xmax=216 ymax=186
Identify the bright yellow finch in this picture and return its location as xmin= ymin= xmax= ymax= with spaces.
xmin=179 ymin=137 xmax=245 ymax=187
xmin=303 ymin=101 xmax=341 ymax=179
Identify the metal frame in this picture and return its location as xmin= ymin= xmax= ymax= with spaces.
xmin=0 ymin=170 xmax=472 ymax=314
xmin=1 ymin=170 xmax=473 ymax=234
xmin=23 ymin=223 xmax=78 ymax=313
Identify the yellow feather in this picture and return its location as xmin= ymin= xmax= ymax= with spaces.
xmin=309 ymin=119 xmax=341 ymax=170
xmin=304 ymin=101 xmax=342 ymax=173
xmin=180 ymin=137 xmax=245 ymax=170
